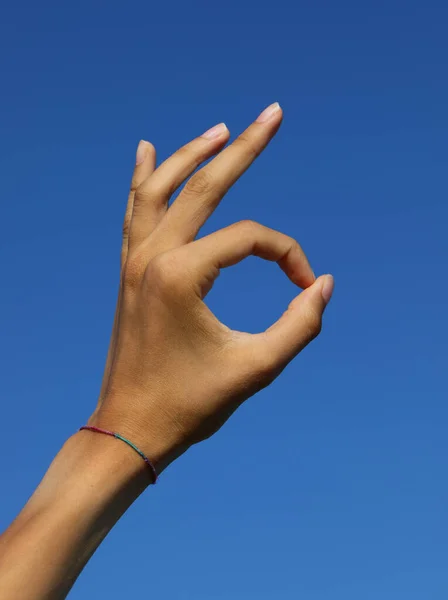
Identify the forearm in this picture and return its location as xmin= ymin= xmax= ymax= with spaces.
xmin=0 ymin=430 xmax=153 ymax=600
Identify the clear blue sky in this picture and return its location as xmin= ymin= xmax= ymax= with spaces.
xmin=1 ymin=1 xmax=447 ymax=598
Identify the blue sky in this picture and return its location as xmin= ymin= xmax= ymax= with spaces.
xmin=1 ymin=1 xmax=447 ymax=598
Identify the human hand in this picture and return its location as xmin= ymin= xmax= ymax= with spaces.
xmin=89 ymin=103 xmax=334 ymax=473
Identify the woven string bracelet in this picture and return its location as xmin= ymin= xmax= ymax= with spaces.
xmin=79 ymin=425 xmax=158 ymax=484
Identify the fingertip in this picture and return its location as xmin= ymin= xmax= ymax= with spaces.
xmin=255 ymin=102 xmax=283 ymax=124
xmin=290 ymin=275 xmax=328 ymax=311
xmin=287 ymin=248 xmax=316 ymax=290
xmin=321 ymin=274 xmax=334 ymax=306
xmin=136 ymin=140 xmax=156 ymax=166
xmin=131 ymin=141 xmax=157 ymax=191
xmin=136 ymin=140 xmax=148 ymax=165
xmin=303 ymin=268 xmax=317 ymax=288
xmin=201 ymin=122 xmax=230 ymax=141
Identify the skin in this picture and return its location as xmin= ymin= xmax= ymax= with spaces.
xmin=0 ymin=102 xmax=334 ymax=600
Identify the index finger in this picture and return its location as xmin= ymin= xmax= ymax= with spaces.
xmin=187 ymin=220 xmax=315 ymax=295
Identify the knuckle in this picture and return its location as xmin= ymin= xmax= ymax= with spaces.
xmin=134 ymin=182 xmax=161 ymax=205
xmin=124 ymin=252 xmax=147 ymax=288
xmin=178 ymin=138 xmax=213 ymax=165
xmin=284 ymin=238 xmax=302 ymax=260
xmin=183 ymin=169 xmax=215 ymax=197
xmin=233 ymin=133 xmax=259 ymax=160
xmin=304 ymin=308 xmax=323 ymax=340
xmin=236 ymin=219 xmax=260 ymax=236
xmin=122 ymin=216 xmax=131 ymax=240
xmin=174 ymin=144 xmax=193 ymax=162
xmin=256 ymin=351 xmax=277 ymax=379
xmin=145 ymin=253 xmax=185 ymax=293
xmin=252 ymin=355 xmax=278 ymax=389
xmin=289 ymin=237 xmax=300 ymax=250
xmin=242 ymin=343 xmax=277 ymax=386
xmin=122 ymin=194 xmax=134 ymax=239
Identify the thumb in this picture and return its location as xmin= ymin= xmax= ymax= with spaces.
xmin=259 ymin=274 xmax=334 ymax=368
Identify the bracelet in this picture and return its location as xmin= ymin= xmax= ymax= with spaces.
xmin=79 ymin=425 xmax=158 ymax=484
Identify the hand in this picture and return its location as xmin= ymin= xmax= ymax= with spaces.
xmin=89 ymin=103 xmax=334 ymax=472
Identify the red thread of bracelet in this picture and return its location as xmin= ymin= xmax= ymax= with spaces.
xmin=79 ymin=425 xmax=158 ymax=484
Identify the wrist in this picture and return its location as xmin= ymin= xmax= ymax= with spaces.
xmin=87 ymin=403 xmax=187 ymax=475
xmin=68 ymin=429 xmax=152 ymax=492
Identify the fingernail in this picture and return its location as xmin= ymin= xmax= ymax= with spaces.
xmin=256 ymin=102 xmax=281 ymax=123
xmin=136 ymin=140 xmax=148 ymax=165
xmin=321 ymin=274 xmax=334 ymax=305
xmin=201 ymin=122 xmax=228 ymax=140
